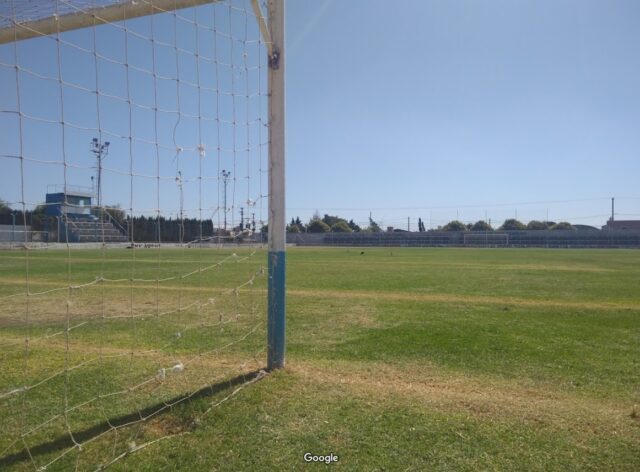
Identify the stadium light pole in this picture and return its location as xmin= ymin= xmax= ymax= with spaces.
xmin=90 ymin=138 xmax=110 ymax=214
xmin=266 ymin=0 xmax=286 ymax=370
xmin=221 ymin=169 xmax=231 ymax=232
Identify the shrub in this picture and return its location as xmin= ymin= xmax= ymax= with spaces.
xmin=471 ymin=220 xmax=493 ymax=231
xmin=526 ymin=220 xmax=548 ymax=230
xmin=500 ymin=219 xmax=526 ymax=231
xmin=442 ymin=220 xmax=467 ymax=231
xmin=551 ymin=222 xmax=574 ymax=230
xmin=331 ymin=221 xmax=352 ymax=233
xmin=307 ymin=219 xmax=331 ymax=233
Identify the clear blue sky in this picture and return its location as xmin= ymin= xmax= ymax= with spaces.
xmin=286 ymin=0 xmax=640 ymax=229
xmin=1 ymin=0 xmax=639 ymax=230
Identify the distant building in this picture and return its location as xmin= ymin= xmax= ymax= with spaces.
xmin=44 ymin=185 xmax=127 ymax=243
xmin=602 ymin=219 xmax=640 ymax=231
xmin=573 ymin=224 xmax=600 ymax=231
xmin=45 ymin=186 xmax=93 ymax=218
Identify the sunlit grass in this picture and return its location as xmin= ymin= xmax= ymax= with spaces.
xmin=0 ymin=247 xmax=638 ymax=470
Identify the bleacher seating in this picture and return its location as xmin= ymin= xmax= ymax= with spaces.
xmin=64 ymin=214 xmax=127 ymax=243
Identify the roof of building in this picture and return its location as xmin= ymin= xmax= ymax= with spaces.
xmin=602 ymin=219 xmax=640 ymax=230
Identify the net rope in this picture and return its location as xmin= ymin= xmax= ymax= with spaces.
xmin=0 ymin=1 xmax=269 ymax=469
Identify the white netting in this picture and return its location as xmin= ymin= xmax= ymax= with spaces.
xmin=0 ymin=1 xmax=125 ymax=28
xmin=0 ymin=0 xmax=269 ymax=469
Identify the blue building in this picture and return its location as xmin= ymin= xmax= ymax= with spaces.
xmin=44 ymin=186 xmax=126 ymax=243
xmin=45 ymin=186 xmax=94 ymax=218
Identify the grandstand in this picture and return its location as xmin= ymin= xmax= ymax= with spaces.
xmin=45 ymin=186 xmax=127 ymax=243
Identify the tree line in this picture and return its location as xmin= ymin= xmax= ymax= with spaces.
xmin=286 ymin=214 xmax=381 ymax=233
xmin=0 ymin=201 xmax=49 ymax=230
xmin=103 ymin=207 xmax=253 ymax=242
xmin=437 ymin=219 xmax=574 ymax=232
xmin=1 ymin=199 xmax=577 ymax=240
xmin=285 ymin=212 xmax=575 ymax=233
xmin=0 ymin=200 xmax=254 ymax=242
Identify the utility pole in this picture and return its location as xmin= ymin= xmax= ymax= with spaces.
xmin=407 ymin=217 xmax=410 ymax=232
xmin=221 ymin=169 xmax=231 ymax=232
xmin=240 ymin=207 xmax=244 ymax=231
xmin=611 ymin=197 xmax=615 ymax=222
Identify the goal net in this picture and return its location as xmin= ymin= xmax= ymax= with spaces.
xmin=0 ymin=1 xmax=281 ymax=469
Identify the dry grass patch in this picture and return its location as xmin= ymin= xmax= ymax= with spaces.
xmin=289 ymin=288 xmax=640 ymax=311
xmin=289 ymin=359 xmax=640 ymax=439
xmin=0 ymin=282 xmax=262 ymax=328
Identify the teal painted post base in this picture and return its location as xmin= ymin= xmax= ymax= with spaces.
xmin=267 ymin=251 xmax=286 ymax=370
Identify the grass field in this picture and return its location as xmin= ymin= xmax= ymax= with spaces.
xmin=0 ymin=246 xmax=639 ymax=471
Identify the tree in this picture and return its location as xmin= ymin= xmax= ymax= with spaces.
xmin=499 ymin=219 xmax=526 ymax=231
xmin=30 ymin=204 xmax=49 ymax=231
xmin=365 ymin=216 xmax=382 ymax=233
xmin=287 ymin=217 xmax=305 ymax=233
xmin=471 ymin=220 xmax=493 ymax=231
xmin=442 ymin=220 xmax=467 ymax=231
xmin=551 ymin=221 xmax=574 ymax=230
xmin=322 ymin=214 xmax=347 ymax=227
xmin=0 ymin=199 xmax=10 ymax=215
xmin=347 ymin=219 xmax=361 ymax=232
xmin=418 ymin=217 xmax=425 ymax=232
xmin=307 ymin=219 xmax=330 ymax=233
xmin=526 ymin=220 xmax=548 ymax=230
xmin=331 ymin=221 xmax=352 ymax=233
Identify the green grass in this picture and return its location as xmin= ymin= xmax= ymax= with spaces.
xmin=0 ymin=247 xmax=639 ymax=470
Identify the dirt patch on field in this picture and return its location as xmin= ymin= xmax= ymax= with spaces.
xmin=288 ymin=288 xmax=640 ymax=312
xmin=0 ymin=281 xmax=260 ymax=329
xmin=340 ymin=259 xmax=617 ymax=273
xmin=289 ymin=360 xmax=638 ymax=437
xmin=334 ymin=302 xmax=380 ymax=329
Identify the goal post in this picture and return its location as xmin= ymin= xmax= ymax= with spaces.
xmin=1 ymin=0 xmax=286 ymax=369
xmin=0 ymin=0 xmax=286 ymax=468
xmin=0 ymin=0 xmax=222 ymax=45
xmin=266 ymin=0 xmax=285 ymax=371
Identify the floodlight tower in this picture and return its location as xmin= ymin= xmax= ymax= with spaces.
xmin=221 ymin=169 xmax=231 ymax=231
xmin=90 ymin=138 xmax=110 ymax=212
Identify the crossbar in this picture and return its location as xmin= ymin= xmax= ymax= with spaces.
xmin=0 ymin=0 xmax=220 ymax=45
